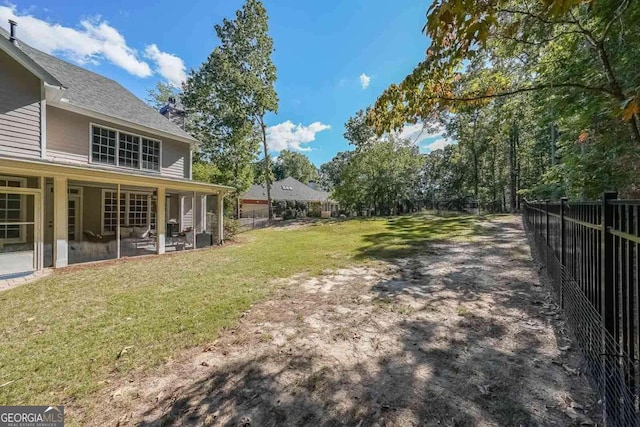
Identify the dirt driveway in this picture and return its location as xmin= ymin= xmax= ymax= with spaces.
xmin=98 ymin=216 xmax=598 ymax=426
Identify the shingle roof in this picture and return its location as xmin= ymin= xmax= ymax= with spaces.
xmin=0 ymin=28 xmax=197 ymax=143
xmin=244 ymin=177 xmax=332 ymax=202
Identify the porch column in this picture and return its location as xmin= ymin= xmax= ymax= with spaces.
xmin=156 ymin=187 xmax=166 ymax=254
xmin=217 ymin=193 xmax=224 ymax=245
xmin=53 ymin=176 xmax=68 ymax=268
xmin=192 ymin=191 xmax=197 ymax=249
xmin=198 ymin=195 xmax=206 ymax=233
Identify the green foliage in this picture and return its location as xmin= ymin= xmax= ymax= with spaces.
xmin=252 ymin=154 xmax=276 ymax=185
xmin=146 ymin=81 xmax=178 ymax=110
xmin=272 ymin=150 xmax=318 ymax=183
xmin=192 ymin=161 xmax=221 ymax=183
xmin=367 ymin=0 xmax=640 ymax=199
xmin=318 ymin=151 xmax=353 ymax=191
xmin=333 ymin=137 xmax=424 ymax=215
xmin=223 ymin=216 xmax=240 ymax=240
xmin=344 ymin=109 xmax=377 ymax=149
xmin=182 ymin=0 xmax=278 ymax=195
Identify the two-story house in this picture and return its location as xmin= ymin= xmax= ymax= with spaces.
xmin=0 ymin=21 xmax=233 ymax=277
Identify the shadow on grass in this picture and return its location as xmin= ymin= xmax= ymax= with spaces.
xmin=133 ymin=214 xmax=596 ymax=426
xmin=355 ymin=214 xmax=495 ymax=261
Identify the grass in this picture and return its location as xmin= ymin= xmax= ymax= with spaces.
xmin=0 ymin=213 xmax=496 ymax=419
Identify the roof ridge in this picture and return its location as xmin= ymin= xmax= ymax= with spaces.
xmin=0 ymin=25 xmax=197 ymax=143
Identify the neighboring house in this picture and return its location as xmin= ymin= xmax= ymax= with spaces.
xmin=0 ymin=21 xmax=233 ymax=277
xmin=241 ymin=176 xmax=338 ymax=218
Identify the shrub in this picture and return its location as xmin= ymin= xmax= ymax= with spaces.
xmin=224 ymin=217 xmax=240 ymax=240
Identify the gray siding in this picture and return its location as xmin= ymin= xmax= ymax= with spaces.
xmin=47 ymin=106 xmax=191 ymax=178
xmin=0 ymin=49 xmax=41 ymax=159
xmin=163 ymin=139 xmax=189 ymax=179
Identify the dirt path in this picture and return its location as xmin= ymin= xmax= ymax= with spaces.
xmin=97 ymin=216 xmax=598 ymax=426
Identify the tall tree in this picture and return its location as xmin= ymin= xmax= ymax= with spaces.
xmin=334 ymin=137 xmax=424 ymax=215
xmin=182 ymin=0 xmax=278 ymax=204
xmin=272 ymin=150 xmax=318 ymax=183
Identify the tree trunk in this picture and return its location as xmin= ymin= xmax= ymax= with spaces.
xmin=260 ymin=118 xmax=273 ymax=221
xmin=470 ymin=111 xmax=479 ymax=201
xmin=509 ymin=123 xmax=518 ymax=213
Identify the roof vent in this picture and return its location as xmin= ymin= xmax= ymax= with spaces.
xmin=8 ymin=19 xmax=18 ymax=46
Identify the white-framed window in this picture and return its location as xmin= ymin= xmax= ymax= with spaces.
xmin=91 ymin=124 xmax=161 ymax=172
xmin=101 ymin=190 xmax=151 ymax=234
xmin=128 ymin=193 xmax=149 ymax=227
xmin=141 ymin=138 xmax=160 ymax=171
xmin=0 ymin=176 xmax=27 ymax=243
xmin=91 ymin=126 xmax=117 ymax=165
xmin=119 ymin=132 xmax=140 ymax=168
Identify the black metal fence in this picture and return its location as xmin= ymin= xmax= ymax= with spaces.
xmin=237 ymin=209 xmax=272 ymax=233
xmin=524 ymin=193 xmax=639 ymax=426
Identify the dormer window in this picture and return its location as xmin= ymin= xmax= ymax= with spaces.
xmin=91 ymin=124 xmax=161 ymax=172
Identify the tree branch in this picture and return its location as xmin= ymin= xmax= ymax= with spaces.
xmin=427 ymin=82 xmax=615 ymax=102
xmin=601 ymin=0 xmax=630 ymax=42
xmin=496 ymin=30 xmax=584 ymax=46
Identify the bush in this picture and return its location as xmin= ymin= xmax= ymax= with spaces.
xmin=282 ymin=209 xmax=297 ymax=220
xmin=224 ymin=217 xmax=240 ymax=240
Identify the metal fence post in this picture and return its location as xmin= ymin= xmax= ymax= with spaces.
xmin=560 ymin=197 xmax=567 ymax=308
xmin=545 ymin=200 xmax=550 ymax=246
xmin=601 ymin=190 xmax=618 ymax=423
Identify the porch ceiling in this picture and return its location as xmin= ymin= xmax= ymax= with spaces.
xmin=0 ymin=156 xmax=234 ymax=195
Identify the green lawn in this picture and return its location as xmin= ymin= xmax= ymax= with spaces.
xmin=0 ymin=214 xmax=490 ymax=415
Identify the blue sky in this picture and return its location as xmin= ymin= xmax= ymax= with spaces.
xmin=0 ymin=0 xmax=450 ymax=165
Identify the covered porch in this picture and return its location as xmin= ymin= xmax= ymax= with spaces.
xmin=0 ymin=157 xmax=232 ymax=278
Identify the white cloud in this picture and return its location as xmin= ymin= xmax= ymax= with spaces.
xmin=0 ymin=4 xmax=184 ymax=84
xmin=396 ymin=123 xmax=445 ymax=144
xmin=425 ymin=138 xmax=454 ymax=151
xmin=144 ymin=44 xmax=186 ymax=88
xmin=359 ymin=73 xmax=371 ymax=90
xmin=266 ymin=121 xmax=331 ymax=152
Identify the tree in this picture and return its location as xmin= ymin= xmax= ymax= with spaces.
xmin=272 ymin=150 xmax=318 ymax=183
xmin=334 ymin=138 xmax=424 ymax=215
xmin=192 ymin=161 xmax=221 ymax=184
xmin=146 ymin=81 xmax=178 ymax=110
xmin=369 ymin=1 xmax=640 ymax=144
xmin=252 ymin=154 xmax=275 ymax=185
xmin=218 ymin=0 xmax=280 ymax=219
xmin=319 ymin=151 xmax=353 ymax=190
xmin=365 ymin=0 xmax=640 ymax=200
xmin=182 ymin=0 xmax=278 ymax=205
xmin=344 ymin=110 xmax=376 ymax=149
